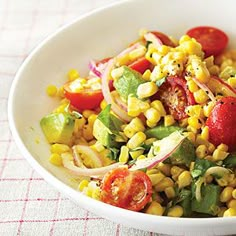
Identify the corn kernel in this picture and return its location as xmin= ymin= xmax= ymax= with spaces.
xmin=201 ymin=126 xmax=209 ymax=141
xmin=185 ymin=131 xmax=196 ymax=143
xmin=78 ymin=179 xmax=89 ymax=191
xmin=209 ymin=65 xmax=220 ymax=75
xmin=164 ymin=186 xmax=176 ymax=199
xmin=195 ymin=144 xmax=208 ymax=158
xmin=46 ymin=84 xmax=58 ymax=97
xmin=88 ymin=114 xmax=97 ymax=125
xmin=111 ymin=67 xmax=124 ymax=79
xmin=223 ymin=208 xmax=236 ymax=217
xmin=194 ymin=89 xmax=209 ymax=104
xmin=203 ymin=101 xmax=215 ymax=117
xmin=49 ymin=153 xmax=62 ymax=166
xmin=137 ymin=82 xmax=158 ymax=99
xmin=91 ymin=187 xmax=101 ymax=200
xmin=148 ymin=172 xmax=165 ymax=186
xmin=123 ymin=125 xmax=136 ymax=139
xmin=208 ymin=143 xmax=216 ymax=154
xmin=188 ymin=116 xmax=201 ymax=129
xmin=167 ymin=205 xmax=183 ymax=217
xmin=164 ymin=115 xmax=175 ymax=126
xmin=127 ymin=132 xmax=146 ymax=149
xmin=51 ymin=144 xmax=70 ymax=154
xmin=142 ymin=69 xmax=151 ymax=80
xmin=227 ymin=199 xmax=236 ymax=209
xmin=68 ymin=69 xmax=79 ymax=81
xmin=178 ymin=171 xmax=192 ymax=188
xmin=82 ymin=124 xmax=94 ymax=141
xmin=220 ymin=187 xmax=234 ymax=202
xmin=129 ymin=117 xmax=145 ymax=132
xmin=100 ymin=99 xmax=107 ymax=110
xmin=217 ymin=143 xmax=229 ymax=152
xmin=171 ymin=166 xmax=185 ymax=181
xmin=218 ymin=207 xmax=227 ymax=217
xmin=156 ymin=163 xmax=171 ymax=176
xmin=232 ymin=189 xmax=236 ymax=199
xmin=187 ymin=79 xmax=199 ymax=92
xmin=151 ymin=100 xmax=166 ymax=116
xmin=82 ymin=110 xmax=95 ymax=119
xmin=228 ymin=77 xmax=236 ymax=88
xmin=118 ymin=145 xmax=129 ymax=163
xmin=144 ymin=107 xmax=161 ymax=124
xmin=145 ymin=201 xmax=164 ymax=216
xmin=146 ymin=120 xmax=157 ymax=128
xmin=212 ymin=149 xmax=229 ymax=161
xmin=154 ymin=177 xmax=174 ymax=192
xmin=130 ymin=149 xmax=144 ymax=159
xmin=129 ymin=45 xmax=146 ymax=60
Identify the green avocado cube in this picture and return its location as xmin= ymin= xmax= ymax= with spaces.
xmin=40 ymin=113 xmax=75 ymax=144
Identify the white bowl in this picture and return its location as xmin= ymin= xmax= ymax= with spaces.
xmin=8 ymin=0 xmax=236 ymax=235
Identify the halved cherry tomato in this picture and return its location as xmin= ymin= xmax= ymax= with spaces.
xmin=156 ymin=76 xmax=196 ymax=120
xmin=206 ymin=96 xmax=236 ymax=152
xmin=100 ymin=167 xmax=152 ymax=212
xmin=186 ymin=26 xmax=228 ymax=57
xmin=129 ymin=57 xmax=152 ymax=74
xmin=151 ymin=31 xmax=176 ymax=47
xmin=64 ymin=81 xmax=103 ymax=111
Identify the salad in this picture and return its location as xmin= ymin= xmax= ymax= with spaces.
xmin=41 ymin=26 xmax=236 ymax=217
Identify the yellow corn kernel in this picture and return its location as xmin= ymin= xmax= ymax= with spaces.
xmin=208 ymin=143 xmax=216 ymax=154
xmin=220 ymin=187 xmax=234 ymax=202
xmin=92 ymin=141 xmax=105 ymax=152
xmin=46 ymin=84 xmax=58 ymax=97
xmin=171 ymin=166 xmax=185 ymax=181
xmin=137 ymin=82 xmax=158 ymax=99
xmin=50 ymin=144 xmax=70 ymax=154
xmin=193 ymin=89 xmax=209 ymax=104
xmin=194 ymin=65 xmax=210 ymax=84
xmin=217 ymin=143 xmax=229 ymax=152
xmin=223 ymin=208 xmax=236 ymax=217
xmin=201 ymin=126 xmax=209 ymax=141
xmin=68 ymin=69 xmax=79 ymax=81
xmin=78 ymin=179 xmax=89 ymax=191
xmin=209 ymin=65 xmax=220 ymax=75
xmin=164 ymin=115 xmax=175 ymax=126
xmin=146 ymin=168 xmax=159 ymax=175
xmin=111 ymin=67 xmax=124 ymax=79
xmin=118 ymin=145 xmax=129 ymax=163
xmin=145 ymin=47 xmax=158 ymax=65
xmin=178 ymin=171 xmax=192 ymax=188
xmin=151 ymin=100 xmax=166 ymax=116
xmin=232 ymin=189 xmax=236 ymax=199
xmin=137 ymin=154 xmax=146 ymax=160
xmin=154 ymin=177 xmax=174 ymax=192
xmin=144 ymin=107 xmax=161 ymax=124
xmin=129 ymin=117 xmax=145 ymax=132
xmin=75 ymin=117 xmax=86 ymax=131
xmin=54 ymin=103 xmax=68 ymax=113
xmin=123 ymin=125 xmax=136 ymax=139
xmin=212 ymin=149 xmax=229 ymax=161
xmin=57 ymin=86 xmax=65 ymax=98
xmin=142 ymin=69 xmax=151 ymax=80
xmin=187 ymin=79 xmax=199 ymax=92
xmin=203 ymin=101 xmax=215 ymax=117
xmin=130 ymin=149 xmax=144 ymax=159
xmin=148 ymin=172 xmax=165 ymax=186
xmin=127 ymin=96 xmax=144 ymax=117
xmin=145 ymin=138 xmax=157 ymax=146
xmin=188 ymin=116 xmax=201 ymax=129
xmin=87 ymin=114 xmax=97 ymax=125
xmin=146 ymin=120 xmax=157 ymax=128
xmin=204 ymin=56 xmax=214 ymax=68
xmin=49 ymin=153 xmax=63 ymax=166
xmin=116 ymin=54 xmax=130 ymax=66
xmin=100 ymin=99 xmax=107 ymax=110
xmin=185 ymin=131 xmax=196 ymax=143
xmin=227 ymin=199 xmax=236 ymax=209
xmin=186 ymin=105 xmax=203 ymax=118
xmin=91 ymin=187 xmax=101 ymax=200
xmin=167 ymin=205 xmax=183 ymax=217
xmin=145 ymin=201 xmax=164 ymax=216
xmin=228 ymin=77 xmax=236 ymax=88
xmin=82 ymin=110 xmax=95 ymax=119
xmin=127 ymin=132 xmax=146 ymax=149
xmin=195 ymin=144 xmax=208 ymax=159
xmin=82 ymin=124 xmax=94 ymax=141
xmin=164 ymin=186 xmax=176 ymax=199
xmin=156 ymin=163 xmax=171 ymax=176
xmin=195 ymin=134 xmax=209 ymax=146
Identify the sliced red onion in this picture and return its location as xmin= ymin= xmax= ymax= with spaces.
xmin=144 ymin=32 xmax=163 ymax=49
xmin=88 ymin=60 xmax=102 ymax=77
xmin=101 ymin=59 xmax=131 ymax=122
xmin=130 ymin=131 xmax=185 ymax=171
xmin=61 ymin=152 xmax=125 ymax=177
xmin=72 ymin=145 xmax=103 ymax=168
xmin=116 ymin=42 xmax=142 ymax=59
xmin=192 ymin=77 xmax=216 ymax=103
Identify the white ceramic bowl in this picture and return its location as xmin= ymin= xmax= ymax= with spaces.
xmin=8 ymin=0 xmax=236 ymax=235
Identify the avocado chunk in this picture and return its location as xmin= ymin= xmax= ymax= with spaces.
xmin=93 ymin=105 xmax=123 ymax=148
xmin=145 ymin=124 xmax=183 ymax=139
xmin=40 ymin=113 xmax=75 ymax=144
xmin=223 ymin=152 xmax=236 ymax=168
xmin=178 ymin=189 xmax=192 ymax=217
xmin=191 ymin=183 xmax=221 ymax=216
xmin=113 ymin=66 xmax=146 ymax=101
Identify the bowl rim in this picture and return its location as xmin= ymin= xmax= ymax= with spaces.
xmin=7 ymin=0 xmax=236 ymax=234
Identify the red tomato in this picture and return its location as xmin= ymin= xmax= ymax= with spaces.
xmin=186 ymin=26 xmax=228 ymax=57
xmin=129 ymin=57 xmax=152 ymax=74
xmin=100 ymin=167 xmax=152 ymax=211
xmin=156 ymin=76 xmax=196 ymax=120
xmin=64 ymin=81 xmax=103 ymax=111
xmin=206 ymin=96 xmax=236 ymax=152
xmin=151 ymin=31 xmax=176 ymax=47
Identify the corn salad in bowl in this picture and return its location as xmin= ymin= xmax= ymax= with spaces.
xmin=41 ymin=26 xmax=236 ymax=218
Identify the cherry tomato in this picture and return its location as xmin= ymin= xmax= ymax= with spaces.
xmin=64 ymin=81 xmax=103 ymax=111
xmin=186 ymin=26 xmax=228 ymax=57
xmin=129 ymin=57 xmax=152 ymax=74
xmin=206 ymin=96 xmax=236 ymax=152
xmin=156 ymin=76 xmax=196 ymax=120
xmin=100 ymin=167 xmax=152 ymax=212
xmin=151 ymin=31 xmax=176 ymax=47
